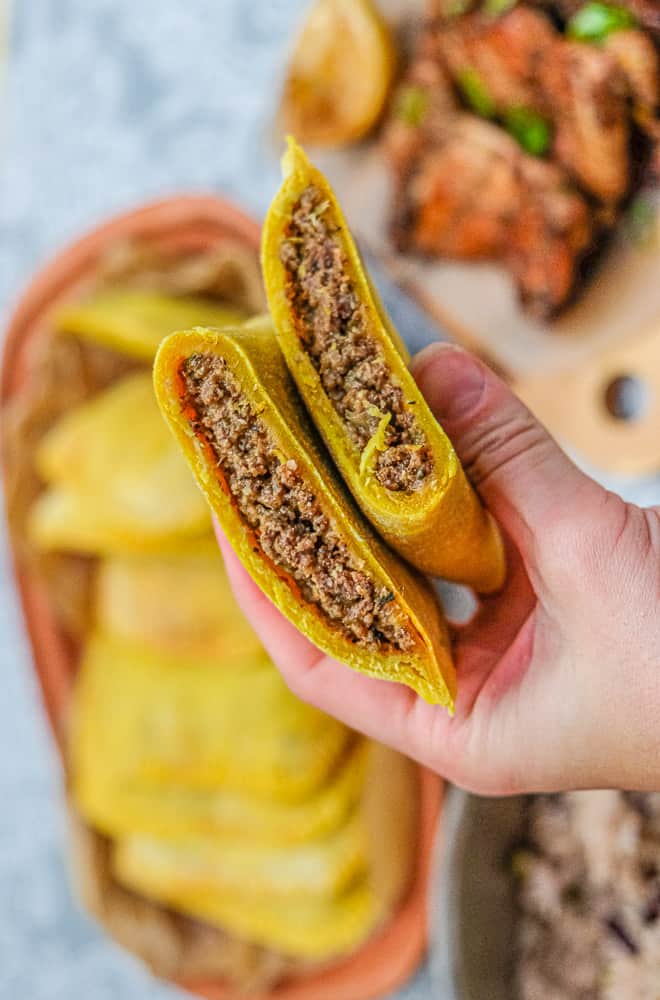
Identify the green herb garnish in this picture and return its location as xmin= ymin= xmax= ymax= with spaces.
xmin=444 ymin=0 xmax=471 ymax=16
xmin=483 ymin=0 xmax=517 ymax=15
xmin=457 ymin=68 xmax=496 ymax=118
xmin=308 ymin=199 xmax=330 ymax=226
xmin=504 ymin=106 xmax=552 ymax=156
xmin=394 ymin=85 xmax=429 ymax=128
xmin=567 ymin=2 xmax=636 ymax=42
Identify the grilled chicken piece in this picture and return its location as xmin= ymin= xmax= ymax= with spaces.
xmin=385 ymin=58 xmax=457 ymax=176
xmin=434 ymin=7 xmax=554 ymax=110
xmin=616 ymin=0 xmax=660 ymax=32
xmin=537 ymin=0 xmax=660 ymax=35
xmin=432 ymin=0 xmax=660 ymax=36
xmin=539 ymin=39 xmax=630 ymax=203
xmin=433 ymin=6 xmax=632 ymax=203
xmin=605 ymin=0 xmax=660 ymax=33
xmin=392 ymin=115 xmax=515 ymax=260
xmin=384 ymin=1 xmax=658 ymax=316
xmin=426 ymin=0 xmax=480 ymax=15
xmin=604 ymin=28 xmax=660 ymax=127
xmin=389 ymin=113 xmax=593 ymax=316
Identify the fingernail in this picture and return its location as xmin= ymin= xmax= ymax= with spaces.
xmin=412 ymin=343 xmax=486 ymax=423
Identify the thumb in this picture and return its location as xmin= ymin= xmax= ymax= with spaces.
xmin=411 ymin=343 xmax=599 ymax=551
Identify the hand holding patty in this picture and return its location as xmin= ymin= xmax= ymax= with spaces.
xmin=218 ymin=343 xmax=660 ymax=795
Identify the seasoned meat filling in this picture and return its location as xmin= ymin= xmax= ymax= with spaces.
xmin=279 ymin=185 xmax=433 ymax=493
xmin=180 ymin=352 xmax=417 ymax=652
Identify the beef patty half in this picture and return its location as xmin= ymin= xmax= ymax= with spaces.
xmin=180 ymin=352 xmax=417 ymax=653
xmin=279 ymin=185 xmax=433 ymax=494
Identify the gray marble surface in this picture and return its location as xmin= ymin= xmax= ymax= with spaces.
xmin=0 ymin=2 xmax=435 ymax=997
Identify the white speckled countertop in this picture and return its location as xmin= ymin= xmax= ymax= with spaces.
xmin=2 ymin=4 xmax=660 ymax=1000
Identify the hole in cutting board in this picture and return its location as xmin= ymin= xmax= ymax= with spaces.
xmin=603 ymin=375 xmax=650 ymax=422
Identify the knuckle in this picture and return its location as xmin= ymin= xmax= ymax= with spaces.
xmin=539 ymin=493 xmax=648 ymax=590
xmin=538 ymin=508 xmax=600 ymax=583
xmin=464 ymin=408 xmax=550 ymax=492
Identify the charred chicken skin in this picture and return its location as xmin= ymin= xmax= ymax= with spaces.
xmin=430 ymin=6 xmax=632 ymax=203
xmin=385 ymin=0 xmax=660 ymax=317
xmin=388 ymin=110 xmax=594 ymax=316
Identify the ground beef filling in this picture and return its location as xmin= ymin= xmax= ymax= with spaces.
xmin=279 ymin=185 xmax=433 ymax=493
xmin=180 ymin=353 xmax=417 ymax=652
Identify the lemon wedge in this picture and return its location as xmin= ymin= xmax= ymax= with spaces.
xmin=280 ymin=0 xmax=396 ymax=147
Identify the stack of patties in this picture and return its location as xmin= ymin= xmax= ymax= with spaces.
xmin=70 ymin=613 xmax=415 ymax=962
xmin=11 ymin=256 xmax=418 ymax=989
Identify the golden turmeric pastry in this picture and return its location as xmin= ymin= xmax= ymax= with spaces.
xmin=112 ymin=743 xmax=417 ymax=961
xmin=68 ymin=816 xmax=293 ymax=990
xmin=73 ymin=740 xmax=367 ymax=845
xmin=56 ymin=289 xmax=245 ymax=361
xmin=71 ymin=631 xmax=350 ymax=800
xmin=113 ymin=809 xmax=367 ymax=899
xmin=119 ymin=876 xmax=379 ymax=962
xmin=27 ymin=488 xmax=213 ymax=557
xmin=154 ymin=318 xmax=455 ymax=707
xmin=262 ymin=139 xmax=505 ymax=592
xmin=95 ymin=550 xmax=262 ymax=662
xmin=28 ymin=373 xmax=210 ymax=554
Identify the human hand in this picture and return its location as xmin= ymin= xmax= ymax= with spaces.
xmin=216 ymin=343 xmax=660 ymax=795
